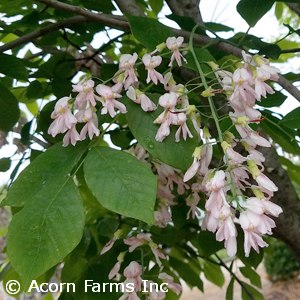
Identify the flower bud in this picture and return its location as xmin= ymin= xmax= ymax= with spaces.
xmin=221 ymin=141 xmax=230 ymax=151
xmin=201 ymin=87 xmax=215 ymax=97
xmin=224 ymin=131 xmax=235 ymax=144
xmin=207 ymin=61 xmax=219 ymax=71
xmin=247 ymin=160 xmax=260 ymax=178
xmin=203 ymin=126 xmax=211 ymax=139
xmin=192 ymin=146 xmax=202 ymax=159
xmin=156 ymin=42 xmax=166 ymax=52
xmin=252 ymin=188 xmax=265 ymax=199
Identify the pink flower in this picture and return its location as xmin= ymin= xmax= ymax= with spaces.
xmin=48 ymin=97 xmax=77 ymax=137
xmin=96 ymin=84 xmax=127 ymax=117
xmin=145 ymin=281 xmax=166 ymax=300
xmin=118 ymin=53 xmax=139 ymax=89
xmin=159 ymin=273 xmax=182 ymax=295
xmin=109 ymin=261 xmax=121 ymax=280
xmin=155 ymin=120 xmax=171 ymax=142
xmin=123 ymin=261 xmax=143 ymax=292
xmin=166 ymin=36 xmax=185 ymax=66
xmin=72 ymin=79 xmax=96 ymax=109
xmin=215 ymin=206 xmax=237 ymax=257
xmin=124 ymin=233 xmax=151 ymax=252
xmin=186 ymin=192 xmax=201 ymax=219
xmin=174 ymin=113 xmax=193 ymax=142
xmin=142 ymin=54 xmax=164 ymax=85
xmin=154 ymin=199 xmax=172 ymax=227
xmin=243 ymin=197 xmax=282 ymax=217
xmin=239 ymin=211 xmax=269 ymax=256
xmin=100 ymin=230 xmax=122 ymax=255
xmin=126 ymin=87 xmax=156 ymax=111
xmin=62 ymin=125 xmax=81 ymax=146
xmin=206 ymin=170 xmax=226 ymax=192
xmin=158 ymin=92 xmax=178 ymax=109
xmin=201 ymin=211 xmax=219 ymax=233
xmin=255 ymin=173 xmax=278 ymax=192
xmin=76 ymin=108 xmax=100 ymax=140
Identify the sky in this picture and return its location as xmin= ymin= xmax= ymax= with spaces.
xmin=0 ymin=0 xmax=299 ymax=186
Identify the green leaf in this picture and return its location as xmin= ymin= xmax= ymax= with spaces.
xmin=258 ymin=43 xmax=281 ymax=59
xmin=169 ymin=256 xmax=203 ymax=291
xmin=0 ymin=158 xmax=11 ymax=172
xmin=260 ymin=111 xmax=300 ymax=155
xmin=148 ymin=0 xmax=164 ymax=13
xmin=240 ymin=266 xmax=262 ymax=288
xmin=237 ymin=0 xmax=275 ymax=27
xmin=7 ymin=180 xmax=85 ymax=287
xmin=84 ymin=147 xmax=157 ymax=224
xmin=20 ymin=121 xmax=32 ymax=145
xmin=0 ymin=53 xmax=28 ymax=80
xmin=7 ymin=143 xmax=88 ymax=286
xmin=226 ymin=277 xmax=234 ymax=300
xmin=241 ymin=281 xmax=264 ymax=300
xmin=127 ymin=16 xmax=174 ymax=50
xmin=205 ymin=22 xmax=233 ymax=32
xmin=280 ymin=107 xmax=300 ymax=129
xmin=203 ymin=260 xmax=225 ymax=287
xmin=125 ymin=95 xmax=198 ymax=170
xmin=79 ymin=0 xmax=115 ymax=12
xmin=258 ymin=91 xmax=287 ymax=108
xmin=0 ymin=83 xmax=20 ymax=132
xmin=185 ymin=47 xmax=215 ymax=76
xmin=3 ymin=142 xmax=88 ymax=207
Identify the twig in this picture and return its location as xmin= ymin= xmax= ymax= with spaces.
xmin=34 ymin=0 xmax=130 ymax=30
xmin=0 ymin=16 xmax=87 ymax=53
xmin=2 ymin=0 xmax=299 ymax=103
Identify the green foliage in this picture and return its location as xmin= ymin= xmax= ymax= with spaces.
xmin=0 ymin=83 xmax=20 ymax=132
xmin=84 ymin=146 xmax=157 ymax=224
xmin=280 ymin=107 xmax=300 ymax=129
xmin=264 ymin=238 xmax=300 ymax=281
xmin=0 ymin=157 xmax=11 ymax=172
xmin=237 ymin=0 xmax=275 ymax=27
xmin=128 ymin=16 xmax=173 ymax=50
xmin=0 ymin=53 xmax=28 ymax=80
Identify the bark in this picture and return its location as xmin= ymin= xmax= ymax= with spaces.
xmin=286 ymin=3 xmax=300 ymax=16
xmin=259 ymin=146 xmax=300 ymax=261
xmin=166 ymin=0 xmax=203 ymax=25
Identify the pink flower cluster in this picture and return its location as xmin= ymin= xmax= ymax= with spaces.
xmin=48 ymin=37 xmax=189 ymax=145
xmin=183 ymin=51 xmax=282 ymax=257
xmin=100 ymin=229 xmax=182 ymax=300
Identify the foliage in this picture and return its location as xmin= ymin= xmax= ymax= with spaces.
xmin=264 ymin=238 xmax=300 ymax=281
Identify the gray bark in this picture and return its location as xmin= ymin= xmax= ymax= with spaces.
xmin=166 ymin=0 xmax=204 ymax=25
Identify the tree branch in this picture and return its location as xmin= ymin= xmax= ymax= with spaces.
xmin=1 ymin=0 xmax=295 ymax=103
xmin=286 ymin=3 xmax=300 ymax=16
xmin=34 ymin=0 xmax=130 ymax=30
xmin=166 ymin=0 xmax=204 ymax=25
xmin=114 ymin=0 xmax=145 ymax=16
xmin=0 ymin=16 xmax=87 ymax=53
xmin=259 ymin=146 xmax=300 ymax=262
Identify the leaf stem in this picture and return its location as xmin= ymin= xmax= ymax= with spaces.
xmin=189 ymin=25 xmax=238 ymax=198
